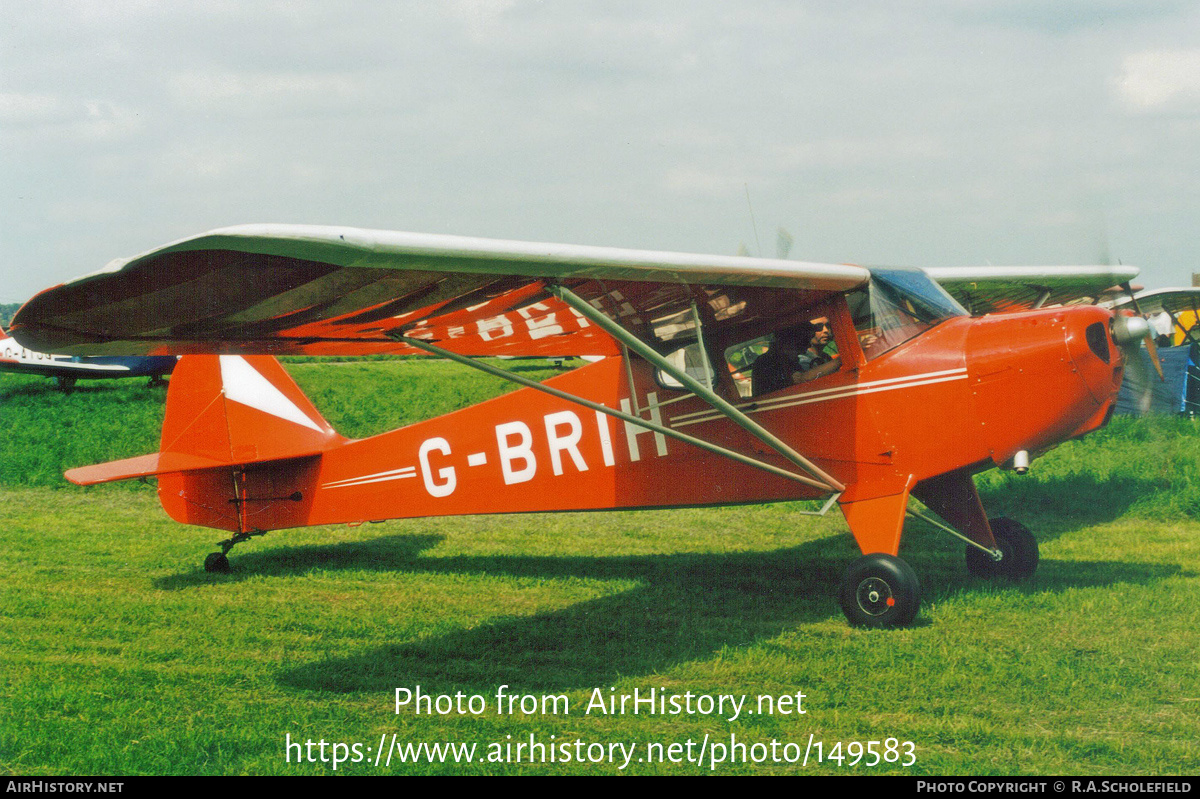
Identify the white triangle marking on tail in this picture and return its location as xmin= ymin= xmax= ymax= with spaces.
xmin=219 ymin=356 xmax=324 ymax=433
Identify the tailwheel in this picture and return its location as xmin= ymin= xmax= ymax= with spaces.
xmin=965 ymin=517 xmax=1038 ymax=581
xmin=202 ymin=529 xmax=266 ymax=573
xmin=838 ymin=553 xmax=921 ymax=628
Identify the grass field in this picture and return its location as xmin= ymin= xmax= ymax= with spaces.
xmin=1 ymin=362 xmax=1198 ymax=775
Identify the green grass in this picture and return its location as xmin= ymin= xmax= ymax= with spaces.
xmin=1 ymin=365 xmax=1198 ymax=775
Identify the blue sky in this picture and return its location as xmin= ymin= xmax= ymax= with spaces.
xmin=3 ymin=1 xmax=1198 ymax=302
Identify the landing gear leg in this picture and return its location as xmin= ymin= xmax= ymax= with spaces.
xmin=837 ymin=488 xmax=921 ymax=627
xmin=203 ymin=529 xmax=266 ymax=573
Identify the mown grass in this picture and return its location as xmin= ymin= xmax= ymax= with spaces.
xmin=0 ymin=364 xmax=1197 ymax=775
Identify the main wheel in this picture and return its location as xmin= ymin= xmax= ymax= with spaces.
xmin=204 ymin=552 xmax=231 ymax=573
xmin=965 ymin=517 xmax=1038 ymax=581
xmin=838 ymin=553 xmax=921 ymax=628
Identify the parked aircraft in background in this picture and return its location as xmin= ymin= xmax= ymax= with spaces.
xmin=0 ymin=324 xmax=176 ymax=391
xmin=1109 ymin=287 xmax=1200 ymax=349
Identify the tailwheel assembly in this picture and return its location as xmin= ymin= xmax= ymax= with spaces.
xmin=966 ymin=517 xmax=1038 ymax=581
xmin=838 ymin=553 xmax=921 ymax=628
xmin=202 ymin=528 xmax=267 ymax=573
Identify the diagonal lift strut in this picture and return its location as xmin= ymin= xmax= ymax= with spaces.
xmin=394 ymin=334 xmax=835 ymax=491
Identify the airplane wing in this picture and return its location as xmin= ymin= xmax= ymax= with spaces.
xmin=10 ymin=225 xmax=869 ymax=358
xmin=1109 ymin=287 xmax=1200 ymax=347
xmin=924 ymin=265 xmax=1139 ymax=316
xmin=1108 ymin=287 xmax=1200 ymax=317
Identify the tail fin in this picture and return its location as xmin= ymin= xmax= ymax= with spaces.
xmin=66 ymin=355 xmax=342 ymax=485
xmin=68 ymin=355 xmax=343 ymax=533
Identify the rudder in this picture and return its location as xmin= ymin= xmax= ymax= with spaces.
xmin=67 ymin=355 xmax=343 ymax=534
xmin=157 ymin=355 xmax=343 ymax=532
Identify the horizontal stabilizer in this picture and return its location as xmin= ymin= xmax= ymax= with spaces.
xmin=66 ymin=452 xmax=228 ymax=485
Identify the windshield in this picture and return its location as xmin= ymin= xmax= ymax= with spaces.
xmin=849 ymin=268 xmax=967 ymax=359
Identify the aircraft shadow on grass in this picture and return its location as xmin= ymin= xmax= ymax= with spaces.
xmin=267 ymin=534 xmax=868 ymax=694
xmin=149 ymin=468 xmax=1184 ymax=694
xmin=264 ymin=538 xmax=1180 ymax=695
xmin=974 ymin=471 xmax=1172 ymax=542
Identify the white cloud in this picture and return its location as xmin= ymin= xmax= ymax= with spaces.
xmin=77 ymin=101 xmax=145 ymax=140
xmin=445 ymin=0 xmax=519 ymax=40
xmin=153 ymin=145 xmax=253 ymax=182
xmin=663 ymin=166 xmax=748 ymax=198
xmin=775 ymin=136 xmax=944 ymax=170
xmin=0 ymin=92 xmax=69 ymax=124
xmin=1115 ymin=49 xmax=1200 ymax=110
xmin=4 ymin=2 xmax=1200 ymax=300
xmin=0 ymin=93 xmax=143 ymax=142
xmin=167 ymin=71 xmax=365 ymax=113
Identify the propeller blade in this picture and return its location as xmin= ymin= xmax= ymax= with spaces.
xmin=1117 ymin=281 xmax=1163 ymax=380
xmin=1143 ymin=333 xmax=1165 ymax=381
xmin=776 ymin=228 xmax=794 ymax=260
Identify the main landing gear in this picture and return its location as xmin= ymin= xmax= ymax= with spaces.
xmin=203 ymin=529 xmax=267 ymax=573
xmin=836 ymin=515 xmax=1039 ymax=628
xmin=964 ymin=517 xmax=1039 ymax=581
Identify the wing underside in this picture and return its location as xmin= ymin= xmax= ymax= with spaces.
xmin=11 ymin=225 xmax=869 ymax=357
xmin=925 ymin=265 xmax=1139 ymax=315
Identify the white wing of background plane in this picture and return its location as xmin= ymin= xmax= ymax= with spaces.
xmin=10 ymin=225 xmax=870 ymax=357
xmin=924 ymin=265 xmax=1139 ymax=316
xmin=1107 ymin=287 xmax=1200 ymax=317
xmin=1109 ymin=287 xmax=1200 ymax=348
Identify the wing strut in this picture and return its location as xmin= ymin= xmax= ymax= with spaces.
xmin=689 ymin=300 xmax=716 ymax=392
xmin=547 ymin=283 xmax=845 ymax=493
xmin=1164 ymin=307 xmax=1200 ymax=348
xmin=395 ymin=334 xmax=835 ymax=491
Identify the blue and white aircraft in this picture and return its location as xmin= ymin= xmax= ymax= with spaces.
xmin=1 ymin=323 xmax=176 ymax=391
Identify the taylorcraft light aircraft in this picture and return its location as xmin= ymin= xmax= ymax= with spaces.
xmin=0 ymin=323 xmax=176 ymax=390
xmin=9 ymin=225 xmax=1147 ymax=627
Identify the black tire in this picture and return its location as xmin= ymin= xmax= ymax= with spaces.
xmin=204 ymin=552 xmax=231 ymax=573
xmin=965 ymin=517 xmax=1038 ymax=581
xmin=838 ymin=553 xmax=921 ymax=628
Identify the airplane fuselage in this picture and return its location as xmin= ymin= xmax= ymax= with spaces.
xmin=155 ymin=302 xmax=1123 ymax=562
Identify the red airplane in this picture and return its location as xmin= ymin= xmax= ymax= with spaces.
xmin=9 ymin=225 xmax=1148 ymax=627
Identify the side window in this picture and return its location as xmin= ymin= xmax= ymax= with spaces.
xmin=654 ymin=341 xmax=717 ymax=391
xmin=725 ymin=315 xmax=842 ymax=398
xmin=724 ymin=336 xmax=772 ymax=398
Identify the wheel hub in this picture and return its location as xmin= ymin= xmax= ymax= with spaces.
xmin=856 ymin=577 xmax=895 ymax=617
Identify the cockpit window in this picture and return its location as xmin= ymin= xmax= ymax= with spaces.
xmin=724 ymin=315 xmax=842 ymax=398
xmin=849 ymin=268 xmax=967 ymax=359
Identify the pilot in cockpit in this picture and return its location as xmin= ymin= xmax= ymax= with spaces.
xmin=751 ymin=320 xmax=840 ymax=396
